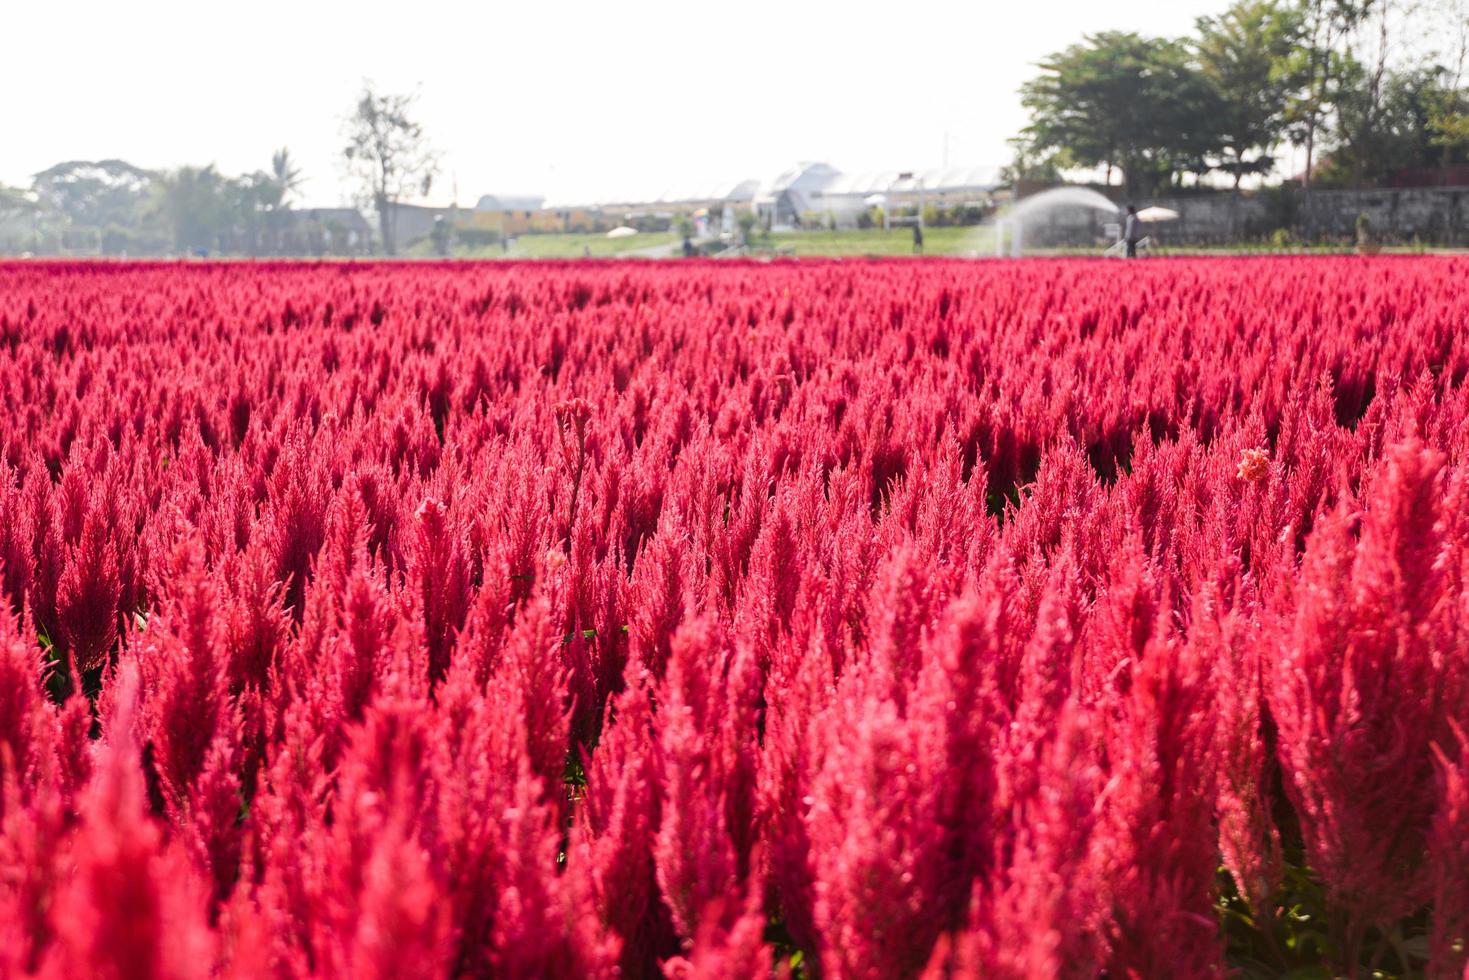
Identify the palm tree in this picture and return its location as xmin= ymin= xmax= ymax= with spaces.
xmin=269 ymin=148 xmax=304 ymax=209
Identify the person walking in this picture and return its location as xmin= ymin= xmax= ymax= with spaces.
xmin=912 ymin=223 xmax=924 ymax=255
xmin=1124 ymin=205 xmax=1142 ymax=259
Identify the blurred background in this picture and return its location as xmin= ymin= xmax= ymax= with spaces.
xmin=3 ymin=0 xmax=1466 ymax=257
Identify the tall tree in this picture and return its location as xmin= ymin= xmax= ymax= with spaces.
xmin=1425 ymin=0 xmax=1469 ymax=163
xmin=1020 ymin=32 xmax=1224 ymax=197
xmin=1000 ymin=135 xmax=1069 ymax=185
xmin=153 ymin=165 xmax=238 ymax=254
xmin=0 ymin=185 xmax=37 ymax=221
xmin=239 ymin=148 xmax=305 ymax=254
xmin=1195 ymin=0 xmax=1306 ymax=187
xmin=1334 ymin=1 xmax=1411 ymax=184
xmin=272 ymin=148 xmax=304 ymax=204
xmin=31 ymin=159 xmax=155 ymax=229
xmin=1323 ymin=64 xmax=1469 ymax=180
xmin=342 ymin=84 xmax=437 ymax=256
xmin=1285 ymin=0 xmax=1375 ymax=188
xmin=245 ymin=147 xmax=303 ymax=214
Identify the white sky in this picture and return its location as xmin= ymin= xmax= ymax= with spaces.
xmin=6 ymin=0 xmax=1231 ymax=206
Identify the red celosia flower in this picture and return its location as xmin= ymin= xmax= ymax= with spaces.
xmin=654 ymin=616 xmax=760 ymax=942
xmin=45 ymin=662 xmax=217 ymax=978
xmin=1270 ymin=441 xmax=1467 ymax=953
xmin=1429 ymin=727 xmax=1469 ymax=978
xmin=0 ymin=256 xmax=1466 ymax=977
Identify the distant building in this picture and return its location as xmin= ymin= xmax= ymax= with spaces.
xmin=752 ymin=163 xmax=844 ymax=226
xmin=382 ymin=202 xmax=464 ymax=249
xmin=436 ymin=162 xmax=1002 ymax=242
xmin=753 ymin=162 xmax=1003 ymax=228
xmin=608 ymin=179 xmax=760 ymax=212
xmin=464 ymin=194 xmax=578 ymax=235
xmin=522 ymin=206 xmax=605 ymax=234
xmin=476 ymin=193 xmax=545 ymax=213
xmin=566 ymin=179 xmax=757 ymax=224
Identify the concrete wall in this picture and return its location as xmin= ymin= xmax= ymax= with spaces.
xmin=1017 ymin=185 xmax=1469 ymax=246
xmin=1297 ymin=187 xmax=1469 ymax=242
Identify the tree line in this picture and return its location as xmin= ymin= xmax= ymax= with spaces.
xmin=1012 ymin=0 xmax=1469 ymax=197
xmin=0 ymin=84 xmax=436 ymax=257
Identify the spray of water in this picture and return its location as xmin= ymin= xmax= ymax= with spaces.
xmin=962 ymin=187 xmax=1119 ymax=256
xmin=1004 ymin=186 xmax=1118 ymax=223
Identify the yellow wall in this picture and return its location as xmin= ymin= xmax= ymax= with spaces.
xmin=459 ymin=208 xmax=604 ymax=235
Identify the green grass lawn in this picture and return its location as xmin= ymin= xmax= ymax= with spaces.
xmin=449 ymin=232 xmax=679 ymax=259
xmin=512 ymin=231 xmax=680 ymax=258
xmin=443 ymin=227 xmax=993 ymax=260
xmin=439 ymin=225 xmax=1447 ymax=260
xmin=768 ymin=226 xmax=995 ymax=257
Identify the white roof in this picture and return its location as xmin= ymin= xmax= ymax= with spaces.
xmin=543 ymin=178 xmax=758 ymax=211
xmin=645 ymin=179 xmax=760 ymax=205
xmin=753 ymin=162 xmax=1002 ymax=205
xmin=756 ymin=161 xmax=842 ymax=199
xmin=821 ymin=165 xmax=1003 ymax=197
xmin=539 ymin=163 xmax=1001 ymax=211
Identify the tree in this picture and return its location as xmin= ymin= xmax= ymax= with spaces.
xmin=429 ymin=214 xmax=453 ymax=257
xmin=1429 ymin=81 xmax=1469 ymax=162
xmin=1195 ymin=0 xmax=1306 ymax=187
xmin=0 ymin=185 xmax=38 ymax=221
xmin=153 ymin=165 xmax=238 ymax=254
xmin=238 ymin=148 xmax=305 ymax=254
xmin=31 ymin=159 xmax=156 ymax=229
xmin=244 ymin=147 xmax=303 ymax=214
xmin=736 ymin=210 xmax=759 ymax=247
xmin=271 ymin=148 xmax=304 ymax=205
xmin=1333 ymin=1 xmax=1408 ymax=185
xmin=1323 ymin=64 xmax=1469 ymax=181
xmin=999 ymin=135 xmax=1069 ymax=186
xmin=1283 ymin=0 xmax=1375 ymax=188
xmin=1312 ymin=0 xmax=1469 ymax=185
xmin=1020 ymin=32 xmax=1225 ymax=197
xmin=342 ymin=84 xmax=437 ymax=256
xmin=1424 ymin=0 xmax=1469 ymax=164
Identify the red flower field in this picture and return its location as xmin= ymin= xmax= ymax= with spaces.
xmin=1 ymin=257 xmax=1467 ymax=978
